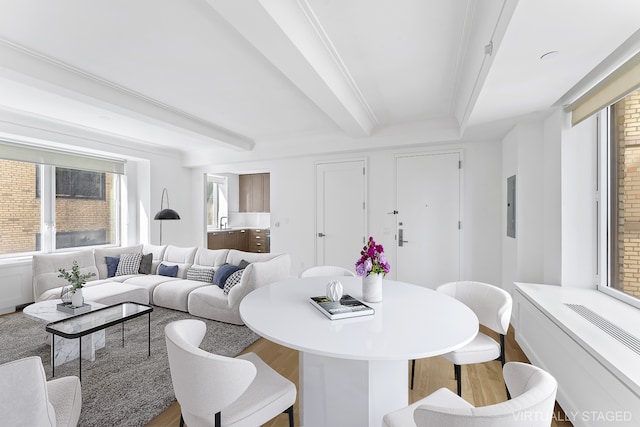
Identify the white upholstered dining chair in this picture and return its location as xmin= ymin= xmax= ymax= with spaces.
xmin=411 ymin=281 xmax=513 ymax=397
xmin=384 ymin=362 xmax=557 ymax=427
xmin=0 ymin=356 xmax=82 ymax=427
xmin=165 ymin=319 xmax=296 ymax=427
xmin=300 ymin=265 xmax=356 ymax=278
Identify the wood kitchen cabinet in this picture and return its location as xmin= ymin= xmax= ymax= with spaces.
xmin=239 ymin=173 xmax=270 ymax=212
xmin=249 ymin=229 xmax=270 ymax=253
xmin=207 ymin=229 xmax=249 ymax=251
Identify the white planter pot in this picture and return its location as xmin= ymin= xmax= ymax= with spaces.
xmin=71 ymin=288 xmax=84 ymax=307
xmin=362 ymin=273 xmax=383 ymax=302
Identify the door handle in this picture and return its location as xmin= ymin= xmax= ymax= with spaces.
xmin=318 ymin=233 xmax=326 ymax=237
xmin=398 ymin=229 xmax=408 ymax=247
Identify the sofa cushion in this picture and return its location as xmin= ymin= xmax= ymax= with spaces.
xmin=158 ymin=263 xmax=179 ymax=277
xmin=116 ymin=253 xmax=143 ymax=276
xmin=213 ymin=264 xmax=240 ymax=288
xmin=153 ymin=279 xmax=207 ymax=312
xmin=81 ymin=282 xmax=149 ymax=306
xmin=122 ymin=275 xmax=180 ymax=305
xmin=105 ymin=256 xmax=120 ymax=278
xmin=32 ymin=250 xmax=100 ymax=302
xmin=223 ymin=269 xmax=244 ymax=295
xmin=142 ymin=244 xmax=167 ymax=274
xmin=94 ymin=245 xmax=143 ymax=279
xmin=138 ymin=253 xmax=153 ymax=274
xmin=186 ymin=267 xmax=215 ymax=283
xmin=162 ymin=246 xmax=198 ymax=279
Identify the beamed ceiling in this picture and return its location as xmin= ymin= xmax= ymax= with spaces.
xmin=1 ymin=0 xmax=640 ymax=166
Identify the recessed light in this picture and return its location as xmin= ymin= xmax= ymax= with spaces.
xmin=540 ymin=51 xmax=559 ymax=60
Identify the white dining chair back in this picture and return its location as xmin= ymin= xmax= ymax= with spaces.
xmin=300 ymin=265 xmax=356 ymax=278
xmin=437 ymin=281 xmax=511 ymax=336
xmin=384 ymin=362 xmax=557 ymax=427
xmin=414 ymin=362 xmax=558 ymax=426
xmin=0 ymin=356 xmax=82 ymax=427
xmin=165 ymin=319 xmax=296 ymax=427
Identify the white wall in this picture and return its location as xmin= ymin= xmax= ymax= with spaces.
xmin=191 ymin=140 xmax=503 ymax=282
xmin=501 ymin=117 xmax=558 ymax=293
xmin=501 ymin=109 xmax=599 ymax=292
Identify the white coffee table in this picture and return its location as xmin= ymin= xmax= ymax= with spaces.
xmin=24 ymin=299 xmax=107 ymax=367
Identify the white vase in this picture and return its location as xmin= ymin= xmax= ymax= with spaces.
xmin=362 ymin=273 xmax=383 ymax=302
xmin=71 ymin=288 xmax=84 ymax=307
xmin=326 ymin=280 xmax=343 ymax=302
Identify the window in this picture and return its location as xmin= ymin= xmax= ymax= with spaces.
xmin=603 ymin=88 xmax=640 ymax=301
xmin=207 ymin=175 xmax=228 ymax=229
xmin=0 ymin=145 xmax=123 ymax=257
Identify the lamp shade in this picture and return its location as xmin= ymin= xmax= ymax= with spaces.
xmin=154 ymin=208 xmax=180 ymax=220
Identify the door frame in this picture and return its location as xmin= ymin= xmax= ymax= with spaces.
xmin=394 ymin=149 xmax=465 ymax=283
xmin=314 ymin=157 xmax=368 ymax=266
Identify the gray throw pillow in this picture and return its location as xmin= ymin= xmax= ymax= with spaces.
xmin=138 ymin=253 xmax=153 ymax=275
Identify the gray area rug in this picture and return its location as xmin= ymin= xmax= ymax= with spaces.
xmin=0 ymin=306 xmax=260 ymax=427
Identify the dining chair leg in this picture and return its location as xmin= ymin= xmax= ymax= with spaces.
xmin=410 ymin=359 xmax=416 ymax=389
xmin=215 ymin=411 xmax=221 ymax=427
xmin=454 ymin=364 xmax=462 ymax=396
xmin=284 ymin=405 xmax=294 ymax=427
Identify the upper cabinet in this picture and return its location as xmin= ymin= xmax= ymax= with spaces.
xmin=239 ymin=173 xmax=270 ymax=212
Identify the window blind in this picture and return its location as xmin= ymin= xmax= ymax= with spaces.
xmin=0 ymin=140 xmax=125 ymax=174
xmin=570 ymin=51 xmax=640 ymax=126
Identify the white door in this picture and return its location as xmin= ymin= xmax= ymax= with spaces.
xmin=316 ymin=160 xmax=366 ymax=271
xmin=396 ymin=152 xmax=461 ymax=288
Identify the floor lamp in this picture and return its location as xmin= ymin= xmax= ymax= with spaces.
xmin=154 ymin=187 xmax=180 ymax=245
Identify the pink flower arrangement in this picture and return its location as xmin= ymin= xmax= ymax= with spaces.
xmin=355 ymin=236 xmax=391 ymax=277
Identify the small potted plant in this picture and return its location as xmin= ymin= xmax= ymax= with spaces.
xmin=58 ymin=260 xmax=95 ymax=307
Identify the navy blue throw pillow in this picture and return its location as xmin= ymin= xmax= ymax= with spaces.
xmin=105 ymin=256 xmax=120 ymax=278
xmin=213 ymin=263 xmax=241 ymax=288
xmin=158 ymin=263 xmax=179 ymax=277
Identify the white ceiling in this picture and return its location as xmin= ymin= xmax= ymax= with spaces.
xmin=1 ymin=0 xmax=640 ymax=166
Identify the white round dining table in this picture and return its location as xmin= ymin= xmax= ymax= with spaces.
xmin=240 ymin=276 xmax=478 ymax=427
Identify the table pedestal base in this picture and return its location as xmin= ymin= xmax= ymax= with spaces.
xmin=300 ymin=352 xmax=407 ymax=427
xmin=48 ymin=331 xmax=106 ymax=367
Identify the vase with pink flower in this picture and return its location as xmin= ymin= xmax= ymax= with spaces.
xmin=355 ymin=236 xmax=390 ymax=302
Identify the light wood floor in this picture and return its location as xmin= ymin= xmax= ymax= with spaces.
xmin=148 ymin=326 xmax=572 ymax=427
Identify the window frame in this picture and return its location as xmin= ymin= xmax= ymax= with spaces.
xmin=0 ymin=160 xmax=122 ymax=259
xmin=598 ymin=104 xmax=640 ymax=310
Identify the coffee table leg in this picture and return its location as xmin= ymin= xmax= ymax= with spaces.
xmin=78 ymin=336 xmax=82 ymax=382
xmin=51 ymin=335 xmax=55 ymax=378
xmin=148 ymin=312 xmax=151 ymax=357
xmin=122 ymin=322 xmax=125 ymax=347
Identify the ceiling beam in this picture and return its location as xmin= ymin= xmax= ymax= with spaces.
xmin=0 ymin=39 xmax=254 ymax=151
xmin=450 ymin=0 xmax=519 ymax=133
xmin=205 ymin=0 xmax=378 ymax=137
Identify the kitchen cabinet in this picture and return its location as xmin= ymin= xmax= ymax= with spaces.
xmin=208 ymin=229 xmax=269 ymax=252
xmin=207 ymin=229 xmax=249 ymax=251
xmin=239 ymin=173 xmax=270 ymax=212
xmin=249 ymin=229 xmax=269 ymax=253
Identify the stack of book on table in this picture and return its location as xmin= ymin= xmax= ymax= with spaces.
xmin=309 ymin=294 xmax=374 ymax=320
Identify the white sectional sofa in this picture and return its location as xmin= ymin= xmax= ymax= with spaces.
xmin=31 ymin=244 xmax=291 ymax=325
